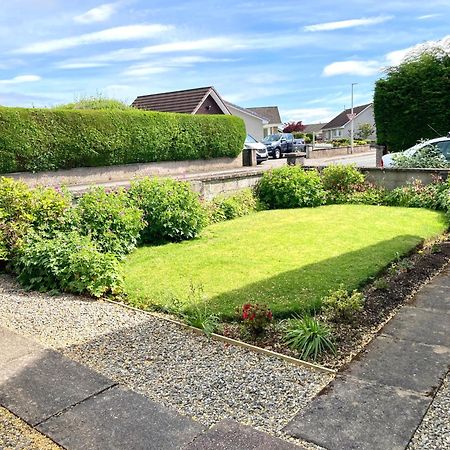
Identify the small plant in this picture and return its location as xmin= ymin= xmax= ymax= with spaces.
xmin=236 ymin=303 xmax=273 ymax=334
xmin=283 ymin=315 xmax=336 ymax=361
xmin=388 ymin=252 xmax=414 ymax=274
xmin=321 ymin=285 xmax=364 ymax=323
xmin=206 ymin=189 xmax=257 ymax=224
xmin=373 ymin=278 xmax=389 ymax=290
xmin=322 ymin=164 xmax=365 ymax=203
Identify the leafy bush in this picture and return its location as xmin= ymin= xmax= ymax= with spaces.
xmin=0 ymin=107 xmax=246 ymax=173
xmin=255 ymin=167 xmax=325 ymax=209
xmin=128 ymin=177 xmax=207 ymax=242
xmin=321 ymin=285 xmax=364 ymax=323
xmin=283 ymin=315 xmax=336 ymax=361
xmin=392 ymin=145 xmax=450 ymax=169
xmin=206 ymin=189 xmax=257 ymax=223
xmin=236 ymin=303 xmax=273 ymax=334
xmin=322 ymin=165 xmax=365 ymax=203
xmin=75 ymin=187 xmax=144 ymax=256
xmin=331 ymin=138 xmax=350 ymax=147
xmin=55 ymin=94 xmax=131 ymax=110
xmin=346 ymin=184 xmax=388 ymax=205
xmin=15 ymin=231 xmax=123 ymax=297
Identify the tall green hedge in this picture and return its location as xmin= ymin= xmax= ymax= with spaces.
xmin=0 ymin=107 xmax=246 ymax=173
xmin=374 ymin=51 xmax=450 ymax=152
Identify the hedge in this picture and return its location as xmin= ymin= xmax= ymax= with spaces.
xmin=0 ymin=107 xmax=246 ymax=173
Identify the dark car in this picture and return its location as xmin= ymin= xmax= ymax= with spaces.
xmin=293 ymin=138 xmax=306 ymax=152
xmin=262 ymin=133 xmax=294 ymax=159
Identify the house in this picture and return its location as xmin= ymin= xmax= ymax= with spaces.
xmin=132 ymin=86 xmax=267 ymax=140
xmin=303 ymin=123 xmax=326 ymax=140
xmin=247 ymin=106 xmax=283 ymax=137
xmin=321 ymin=103 xmax=376 ymax=141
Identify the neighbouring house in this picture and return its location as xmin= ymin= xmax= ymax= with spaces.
xmin=224 ymin=101 xmax=268 ymax=141
xmin=321 ymin=103 xmax=376 ymax=141
xmin=247 ymin=106 xmax=283 ymax=137
xmin=303 ymin=123 xmax=326 ymax=140
xmin=132 ymin=86 xmax=268 ymax=141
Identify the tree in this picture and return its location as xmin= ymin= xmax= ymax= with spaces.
xmin=283 ymin=121 xmax=305 ymax=133
xmin=356 ymin=123 xmax=375 ymax=140
xmin=374 ymin=48 xmax=450 ymax=152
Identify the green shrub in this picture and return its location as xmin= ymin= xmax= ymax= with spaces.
xmin=322 ymin=165 xmax=365 ymax=203
xmin=255 ymin=167 xmax=325 ymax=209
xmin=55 ymin=94 xmax=131 ymax=110
xmin=392 ymin=145 xmax=450 ymax=169
xmin=15 ymin=231 xmax=123 ymax=297
xmin=236 ymin=303 xmax=273 ymax=335
xmin=128 ymin=177 xmax=207 ymax=243
xmin=321 ymin=285 xmax=364 ymax=323
xmin=75 ymin=187 xmax=144 ymax=256
xmin=0 ymin=107 xmax=246 ymax=173
xmin=206 ymin=189 xmax=257 ymax=223
xmin=346 ymin=184 xmax=388 ymax=205
xmin=331 ymin=138 xmax=350 ymax=147
xmin=283 ymin=316 xmax=336 ymax=361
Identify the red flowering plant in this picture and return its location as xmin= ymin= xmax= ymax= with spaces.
xmin=236 ymin=303 xmax=273 ymax=334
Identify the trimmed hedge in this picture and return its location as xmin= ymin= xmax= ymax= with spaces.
xmin=0 ymin=107 xmax=246 ymax=173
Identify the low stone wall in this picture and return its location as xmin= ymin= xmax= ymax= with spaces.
xmin=308 ymin=145 xmax=371 ymax=159
xmin=3 ymin=154 xmax=244 ymax=188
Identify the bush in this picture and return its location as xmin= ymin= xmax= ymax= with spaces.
xmin=255 ymin=167 xmax=325 ymax=209
xmin=236 ymin=303 xmax=273 ymax=334
xmin=128 ymin=177 xmax=207 ymax=242
xmin=322 ymin=165 xmax=365 ymax=202
xmin=0 ymin=107 xmax=246 ymax=173
xmin=56 ymin=94 xmax=131 ymax=110
xmin=392 ymin=144 xmax=450 ymax=169
xmin=346 ymin=184 xmax=388 ymax=205
xmin=75 ymin=187 xmax=144 ymax=256
xmin=321 ymin=285 xmax=364 ymax=323
xmin=331 ymin=138 xmax=350 ymax=147
xmin=15 ymin=231 xmax=123 ymax=297
xmin=283 ymin=315 xmax=336 ymax=361
xmin=206 ymin=189 xmax=257 ymax=223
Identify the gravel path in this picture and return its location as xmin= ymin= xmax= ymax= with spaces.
xmin=408 ymin=372 xmax=450 ymax=449
xmin=0 ymin=275 xmax=331 ymax=440
xmin=0 ymin=406 xmax=60 ymax=450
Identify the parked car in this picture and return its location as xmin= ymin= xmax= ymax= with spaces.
xmin=381 ymin=136 xmax=450 ymax=167
xmin=244 ymin=134 xmax=268 ymax=164
xmin=293 ymin=138 xmax=306 ymax=152
xmin=262 ymin=133 xmax=294 ymax=159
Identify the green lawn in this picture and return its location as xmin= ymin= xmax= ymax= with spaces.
xmin=123 ymin=205 xmax=447 ymax=318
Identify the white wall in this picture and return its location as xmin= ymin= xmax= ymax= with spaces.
xmin=227 ymin=105 xmax=265 ymax=141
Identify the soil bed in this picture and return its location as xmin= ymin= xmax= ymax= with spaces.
xmin=218 ymin=238 xmax=450 ymax=370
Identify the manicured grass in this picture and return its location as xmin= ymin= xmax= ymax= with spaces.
xmin=123 ymin=205 xmax=446 ymax=318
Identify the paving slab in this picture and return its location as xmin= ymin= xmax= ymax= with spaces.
xmin=382 ymin=306 xmax=450 ymax=348
xmin=0 ymin=326 xmax=42 ymax=364
xmin=411 ymin=284 xmax=450 ymax=313
xmin=38 ymin=385 xmax=204 ymax=450
xmin=346 ymin=335 xmax=450 ymax=395
xmin=284 ymin=376 xmax=430 ymax=450
xmin=0 ymin=348 xmax=114 ymax=426
xmin=184 ymin=419 xmax=305 ymax=450
xmin=430 ymin=267 xmax=450 ymax=288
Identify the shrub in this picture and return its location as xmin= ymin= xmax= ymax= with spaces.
xmin=236 ymin=303 xmax=273 ymax=334
xmin=128 ymin=177 xmax=207 ymax=242
xmin=331 ymin=138 xmax=350 ymax=147
xmin=0 ymin=107 xmax=246 ymax=173
xmin=283 ymin=316 xmax=336 ymax=361
xmin=322 ymin=164 xmax=365 ymax=203
xmin=206 ymin=189 xmax=257 ymax=223
xmin=321 ymin=285 xmax=364 ymax=323
xmin=391 ymin=145 xmax=450 ymax=169
xmin=56 ymin=94 xmax=131 ymax=110
xmin=75 ymin=187 xmax=144 ymax=256
xmin=15 ymin=231 xmax=123 ymax=297
xmin=255 ymin=167 xmax=325 ymax=209
xmin=346 ymin=184 xmax=388 ymax=205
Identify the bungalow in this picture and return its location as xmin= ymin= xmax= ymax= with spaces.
xmin=246 ymin=106 xmax=283 ymax=137
xmin=321 ymin=103 xmax=376 ymax=141
xmin=132 ymin=86 xmax=268 ymax=141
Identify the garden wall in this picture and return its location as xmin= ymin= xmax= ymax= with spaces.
xmin=307 ymin=144 xmax=372 ymax=159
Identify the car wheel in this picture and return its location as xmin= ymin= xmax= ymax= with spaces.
xmin=274 ymin=148 xmax=281 ymax=159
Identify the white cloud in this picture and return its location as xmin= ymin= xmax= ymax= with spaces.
xmin=305 ymin=16 xmax=392 ymax=32
xmin=15 ymin=24 xmax=174 ymax=54
xmin=417 ymin=14 xmax=441 ymax=20
xmin=57 ymin=62 xmax=110 ymax=69
xmin=282 ymin=107 xmax=335 ymax=124
xmin=74 ymin=3 xmax=118 ymax=24
xmin=323 ymin=60 xmax=380 ymax=77
xmin=0 ymin=75 xmax=41 ymax=85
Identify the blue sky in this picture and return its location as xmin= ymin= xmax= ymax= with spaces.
xmin=0 ymin=0 xmax=449 ymax=123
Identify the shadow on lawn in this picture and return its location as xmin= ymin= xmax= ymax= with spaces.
xmin=209 ymin=234 xmax=422 ymax=319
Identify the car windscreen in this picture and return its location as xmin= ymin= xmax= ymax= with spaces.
xmin=263 ymin=134 xmax=281 ymax=142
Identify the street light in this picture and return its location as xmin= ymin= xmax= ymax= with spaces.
xmin=350 ymin=83 xmax=358 ymax=154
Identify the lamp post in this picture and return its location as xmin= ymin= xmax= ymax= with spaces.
xmin=350 ymin=83 xmax=358 ymax=154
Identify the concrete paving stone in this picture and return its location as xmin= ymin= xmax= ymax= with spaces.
xmin=284 ymin=376 xmax=430 ymax=450
xmin=411 ymin=284 xmax=450 ymax=313
xmin=0 ymin=349 xmax=114 ymax=426
xmin=382 ymin=306 xmax=450 ymax=348
xmin=0 ymin=326 xmax=43 ymax=364
xmin=184 ymin=419 xmax=305 ymax=450
xmin=38 ymin=385 xmax=205 ymax=450
xmin=430 ymin=267 xmax=450 ymax=288
xmin=346 ymin=335 xmax=450 ymax=395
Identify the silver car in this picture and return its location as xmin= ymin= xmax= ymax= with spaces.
xmin=244 ymin=134 xmax=268 ymax=164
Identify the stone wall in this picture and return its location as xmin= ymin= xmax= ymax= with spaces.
xmin=307 ymin=145 xmax=372 ymax=159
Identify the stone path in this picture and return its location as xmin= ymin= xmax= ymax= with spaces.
xmin=285 ymin=265 xmax=450 ymax=450
xmin=0 ymin=326 xmax=305 ymax=450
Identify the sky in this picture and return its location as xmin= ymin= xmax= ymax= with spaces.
xmin=0 ymin=0 xmax=449 ymax=124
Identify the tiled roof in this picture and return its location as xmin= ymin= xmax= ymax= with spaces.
xmin=247 ymin=106 xmax=282 ymax=124
xmin=303 ymin=123 xmax=326 ymax=133
xmin=224 ymin=101 xmax=268 ymax=122
xmin=322 ymin=104 xmax=372 ymax=130
xmin=132 ymin=86 xmax=216 ymax=114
